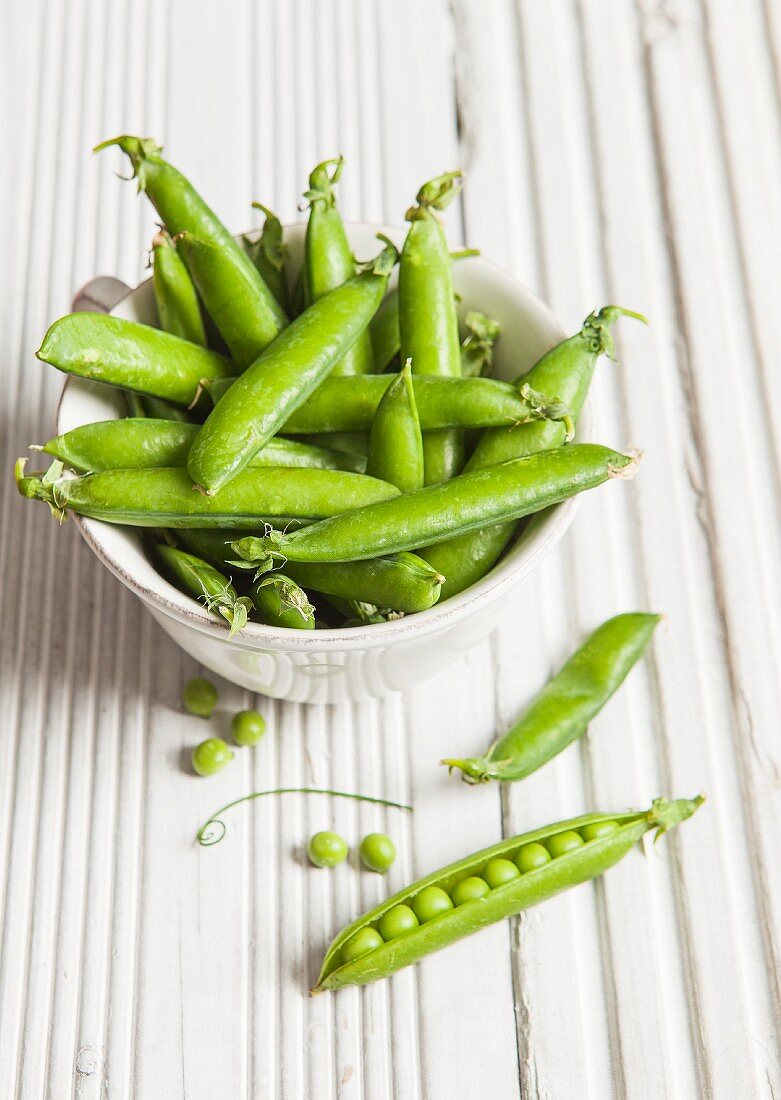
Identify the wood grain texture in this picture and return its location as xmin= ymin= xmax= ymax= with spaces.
xmin=1 ymin=0 xmax=779 ymax=1097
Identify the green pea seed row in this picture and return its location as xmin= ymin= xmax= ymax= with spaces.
xmin=314 ymin=796 xmax=704 ymax=990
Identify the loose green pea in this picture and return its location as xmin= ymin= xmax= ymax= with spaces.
xmin=377 ymin=905 xmax=419 ymax=941
xmin=514 ymin=842 xmax=552 ymax=873
xmin=581 ymin=819 xmax=620 ymax=842
xmin=341 ymin=927 xmax=383 ymax=963
xmin=547 ymin=831 xmax=585 ymax=858
xmin=231 ymin=710 xmax=266 ymax=747
xmin=359 ymin=833 xmax=396 ymax=874
xmin=183 ymin=677 xmax=218 ymax=718
xmin=482 ymin=857 xmax=521 ymax=889
xmin=307 ymin=831 xmax=349 ymax=868
xmin=192 ymin=737 xmax=234 ymax=777
xmin=412 ymin=886 xmax=454 ymax=923
xmin=451 ymin=876 xmax=490 ymax=906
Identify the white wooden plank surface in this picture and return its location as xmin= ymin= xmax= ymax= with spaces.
xmin=1 ymin=1 xmax=780 ymax=1097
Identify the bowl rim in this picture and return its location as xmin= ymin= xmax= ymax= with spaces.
xmin=57 ymin=221 xmax=585 ymax=652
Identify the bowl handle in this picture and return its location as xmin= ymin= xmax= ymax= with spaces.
xmin=71 ymin=276 xmax=131 ymax=314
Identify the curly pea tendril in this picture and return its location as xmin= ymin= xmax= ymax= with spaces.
xmin=196 ymin=788 xmax=413 ymax=847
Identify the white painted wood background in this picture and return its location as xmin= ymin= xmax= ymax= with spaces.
xmin=2 ymin=0 xmax=780 ymax=1096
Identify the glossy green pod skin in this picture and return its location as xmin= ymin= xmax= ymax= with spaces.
xmin=300 ymin=432 xmax=368 ymax=458
xmin=38 ymin=419 xmax=366 ymax=473
xmin=95 ymin=135 xmax=266 ymax=279
xmin=151 ymin=230 xmax=207 ymax=346
xmin=246 ymin=203 xmax=290 ymax=313
xmin=187 ymin=240 xmax=397 ymax=494
xmin=156 ymin=543 xmax=252 ymax=636
xmin=176 ymin=230 xmax=287 ymax=369
xmin=443 ymin=613 xmax=661 ymax=782
xmin=366 ymin=362 xmax=424 ymax=491
xmin=36 ymin=313 xmax=234 ymax=406
xmin=15 ymin=461 xmax=399 ymax=528
xmin=230 ymin=549 xmax=444 ymax=614
xmin=369 ymin=290 xmax=400 ymax=371
xmin=399 ymin=173 xmax=464 ymax=484
xmin=304 ymin=158 xmax=373 ymax=376
xmin=250 ymin=574 xmax=315 ymax=630
xmin=313 ymin=796 xmax=704 ymax=991
xmin=241 ymin=445 xmax=636 ymax=564
xmin=276 ymin=376 xmax=557 ymax=434
xmin=423 ymin=307 xmax=647 ymax=599
xmin=459 ymin=312 xmax=500 ymax=378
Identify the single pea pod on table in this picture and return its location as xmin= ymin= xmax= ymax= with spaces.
xmin=312 ymin=795 xmax=704 ymax=991
xmin=14 ymin=460 xmax=398 ymax=528
xmin=443 ymin=611 xmax=661 ymax=782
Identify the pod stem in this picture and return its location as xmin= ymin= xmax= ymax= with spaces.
xmin=93 ymin=135 xmax=162 ymax=191
xmin=355 ymin=235 xmax=399 ymax=278
xmin=249 ymin=202 xmax=287 ymax=270
xmin=581 ymin=305 xmax=648 ymax=359
xmin=255 ymin=574 xmax=315 ymax=622
xmin=648 ymin=794 xmax=705 ymax=842
xmin=440 ymin=757 xmax=493 ymax=784
xmin=405 ymin=171 xmax=463 ymax=221
xmin=227 ymin=532 xmax=286 ymax=578
xmin=200 ymin=585 xmax=254 ymax=638
xmin=14 ymin=458 xmax=67 ymax=521
xmin=301 ymin=155 xmax=345 ymax=209
xmin=196 ymin=787 xmax=413 ymax=847
xmin=519 ymin=384 xmax=576 ymax=439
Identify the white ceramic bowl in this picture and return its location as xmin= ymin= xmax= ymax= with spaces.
xmin=58 ymin=223 xmax=585 ymax=702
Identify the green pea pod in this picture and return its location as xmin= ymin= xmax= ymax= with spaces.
xmin=245 ymin=203 xmax=290 ymax=313
xmin=400 ymin=172 xmax=464 ymax=484
xmin=303 ymin=157 xmax=373 ymax=377
xmin=313 ymin=795 xmax=704 ymax=991
xmin=460 ymin=311 xmax=501 ymax=378
xmin=300 ymin=431 xmax=368 ymax=458
xmin=151 ymin=230 xmax=207 ymax=346
xmin=37 ymin=419 xmax=366 ymax=473
xmin=203 ymin=375 xmax=566 ymax=434
xmin=423 ymin=306 xmax=648 ymax=599
xmin=443 ymin=612 xmax=660 ymax=782
xmin=36 ymin=313 xmax=234 ymax=406
xmin=15 ymin=460 xmax=398 ymax=528
xmin=187 ymin=238 xmax=398 ymax=494
xmin=369 ymin=290 xmax=400 ymax=371
xmin=369 ymin=252 xmax=480 ymax=373
xmin=366 ymin=361 xmax=424 ymax=491
xmin=173 ymin=527 xmax=248 ymax=564
xmin=250 ymin=574 xmax=315 ymax=630
xmin=95 ymin=135 xmax=272 ymax=287
xmin=229 ymin=444 xmax=639 ymax=566
xmin=176 ymin=230 xmax=286 ymax=369
xmin=156 ymin=543 xmax=252 ymax=636
xmin=141 ymin=395 xmax=195 ymax=423
xmin=230 ymin=548 xmax=444 ymax=614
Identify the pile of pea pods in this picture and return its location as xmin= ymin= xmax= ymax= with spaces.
xmin=17 ymin=135 xmax=645 ymax=632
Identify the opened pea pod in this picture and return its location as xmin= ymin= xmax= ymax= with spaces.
xmin=443 ymin=612 xmax=660 ymax=782
xmin=313 ymin=795 xmax=704 ymax=991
